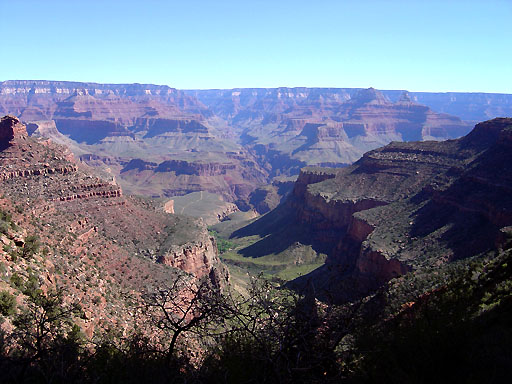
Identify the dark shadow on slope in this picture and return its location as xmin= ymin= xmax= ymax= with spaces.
xmin=232 ymin=202 xmax=306 ymax=258
xmin=290 ymin=123 xmax=322 ymax=156
xmin=54 ymin=119 xmax=133 ymax=144
xmin=411 ymin=200 xmax=498 ymax=259
xmin=411 ymin=124 xmax=512 ymax=259
xmin=0 ymin=141 xmax=10 ymax=151
xmin=231 ymin=201 xmax=293 ymax=240
xmin=232 ymin=199 xmax=337 ymax=259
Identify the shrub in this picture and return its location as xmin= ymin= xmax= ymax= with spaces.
xmin=0 ymin=220 xmax=8 ymax=235
xmin=22 ymin=235 xmax=40 ymax=259
xmin=10 ymin=273 xmax=23 ymax=289
xmin=0 ymin=291 xmax=16 ymax=316
xmin=0 ymin=209 xmax=12 ymax=235
xmin=209 ymin=230 xmax=235 ymax=254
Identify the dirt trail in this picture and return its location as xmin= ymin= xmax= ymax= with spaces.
xmin=179 ymin=191 xmax=203 ymax=214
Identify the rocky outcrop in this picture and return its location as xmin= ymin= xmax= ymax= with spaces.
xmin=0 ymin=115 xmax=227 ymax=290
xmin=160 ymin=239 xmax=215 ymax=279
xmin=0 ymin=115 xmax=27 ymax=143
xmin=0 ymin=164 xmax=78 ymax=181
xmin=292 ymin=167 xmax=337 ymax=197
xmin=213 ymin=204 xmax=239 ymax=223
xmin=51 ymin=187 xmax=122 ymax=202
xmin=295 ymin=192 xmax=386 ymax=233
xmin=164 ymin=199 xmax=175 ymax=214
xmin=26 ymin=120 xmax=59 ymax=136
xmin=354 ymin=250 xmax=412 ymax=283
xmin=158 ymin=233 xmax=229 ymax=287
xmin=346 ymin=215 xmax=375 ymax=243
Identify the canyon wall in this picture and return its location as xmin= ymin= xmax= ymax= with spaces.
xmin=245 ymin=118 xmax=512 ymax=300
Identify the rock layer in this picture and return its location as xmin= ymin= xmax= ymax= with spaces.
xmin=194 ymin=87 xmax=473 ymax=176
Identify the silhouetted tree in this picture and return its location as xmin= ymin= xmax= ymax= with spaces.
xmin=142 ymin=275 xmax=224 ymax=361
xmin=7 ymin=288 xmax=84 ymax=383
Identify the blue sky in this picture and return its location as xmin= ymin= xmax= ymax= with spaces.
xmin=1 ymin=0 xmax=511 ymax=92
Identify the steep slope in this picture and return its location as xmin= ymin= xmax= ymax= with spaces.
xmin=233 ymin=118 xmax=512 ymax=302
xmin=0 ymin=115 xmax=228 ymax=336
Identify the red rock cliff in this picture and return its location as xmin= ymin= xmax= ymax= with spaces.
xmin=0 ymin=115 xmax=27 ymax=143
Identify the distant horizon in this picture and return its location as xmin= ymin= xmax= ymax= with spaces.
xmin=1 ymin=1 xmax=510 ymax=94
xmin=1 ymin=79 xmax=511 ymax=95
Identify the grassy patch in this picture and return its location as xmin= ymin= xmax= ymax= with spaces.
xmin=214 ymin=231 xmax=327 ymax=290
xmin=209 ymin=230 xmax=237 ymax=254
xmin=275 ymin=263 xmax=324 ymax=281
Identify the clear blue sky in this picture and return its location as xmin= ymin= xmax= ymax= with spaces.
xmin=1 ymin=0 xmax=511 ymax=92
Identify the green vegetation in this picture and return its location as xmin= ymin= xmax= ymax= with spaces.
xmin=10 ymin=272 xmax=23 ymax=289
xmin=0 ymin=220 xmax=8 ymax=235
xmin=0 ymin=290 xmax=16 ymax=316
xmin=350 ymin=249 xmax=512 ymax=383
xmin=209 ymin=229 xmax=236 ymax=254
xmin=22 ymin=234 xmax=40 ymax=259
xmin=0 ymin=208 xmax=14 ymax=235
xmin=210 ymin=229 xmax=327 ymax=288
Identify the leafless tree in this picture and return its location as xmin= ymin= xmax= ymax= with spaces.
xmin=142 ymin=274 xmax=224 ymax=361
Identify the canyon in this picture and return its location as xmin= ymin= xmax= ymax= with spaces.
xmin=0 ymin=81 xmax=267 ymax=209
xmin=3 ymin=81 xmax=510 ymax=214
xmin=0 ymin=111 xmax=510 ymax=381
xmin=1 ymin=81 xmax=511 ymax=301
